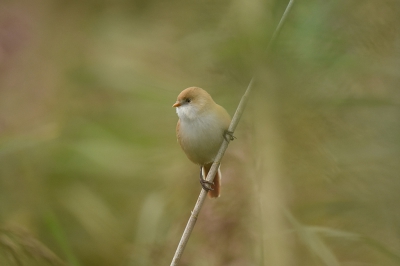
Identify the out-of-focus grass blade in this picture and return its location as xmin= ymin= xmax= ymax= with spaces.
xmin=0 ymin=226 xmax=66 ymax=266
xmin=362 ymin=236 xmax=400 ymax=264
xmin=129 ymin=193 xmax=165 ymax=266
xmin=286 ymin=213 xmax=400 ymax=265
xmin=44 ymin=210 xmax=81 ymax=266
xmin=309 ymin=226 xmax=360 ymax=241
xmin=60 ymin=185 xmax=122 ymax=241
xmin=285 ymin=210 xmax=340 ymax=266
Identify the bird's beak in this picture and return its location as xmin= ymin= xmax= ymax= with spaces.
xmin=172 ymin=101 xmax=181 ymax=107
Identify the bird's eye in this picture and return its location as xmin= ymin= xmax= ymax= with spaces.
xmin=186 ymin=98 xmax=191 ymax=103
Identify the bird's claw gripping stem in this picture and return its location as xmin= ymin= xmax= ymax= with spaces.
xmin=223 ymin=130 xmax=236 ymax=142
xmin=199 ymin=167 xmax=214 ymax=191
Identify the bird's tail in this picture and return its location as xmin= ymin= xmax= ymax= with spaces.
xmin=202 ymin=163 xmax=221 ymax=198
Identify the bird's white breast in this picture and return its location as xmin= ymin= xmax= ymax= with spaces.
xmin=177 ymin=106 xmax=225 ymax=165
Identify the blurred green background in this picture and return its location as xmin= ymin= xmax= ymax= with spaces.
xmin=1 ymin=0 xmax=400 ymax=265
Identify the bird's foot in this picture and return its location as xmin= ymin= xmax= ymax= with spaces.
xmin=199 ymin=179 xmax=214 ymax=191
xmin=199 ymin=167 xmax=214 ymax=191
xmin=224 ymin=130 xmax=236 ymax=142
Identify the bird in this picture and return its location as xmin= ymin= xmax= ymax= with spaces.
xmin=173 ymin=87 xmax=232 ymax=198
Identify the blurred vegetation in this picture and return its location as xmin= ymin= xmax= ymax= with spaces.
xmin=0 ymin=0 xmax=400 ymax=265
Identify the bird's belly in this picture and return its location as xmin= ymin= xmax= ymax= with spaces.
xmin=179 ymin=119 xmax=224 ymax=165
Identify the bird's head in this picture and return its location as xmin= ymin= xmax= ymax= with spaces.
xmin=173 ymin=87 xmax=215 ymax=120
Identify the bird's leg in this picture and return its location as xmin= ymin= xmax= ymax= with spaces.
xmin=199 ymin=166 xmax=214 ymax=191
xmin=223 ymin=130 xmax=236 ymax=142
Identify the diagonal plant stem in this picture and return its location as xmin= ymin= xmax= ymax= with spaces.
xmin=170 ymin=79 xmax=254 ymax=266
xmin=267 ymin=0 xmax=295 ymax=52
xmin=170 ymin=1 xmax=295 ymax=265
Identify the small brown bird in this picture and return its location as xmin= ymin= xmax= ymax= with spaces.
xmin=173 ymin=87 xmax=231 ymax=198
